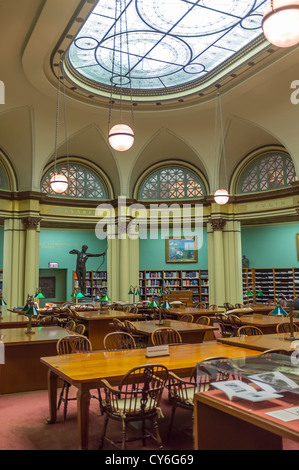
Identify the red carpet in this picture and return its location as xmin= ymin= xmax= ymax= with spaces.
xmin=0 ymin=386 xmax=298 ymax=451
xmin=0 ymin=388 xmax=194 ymax=451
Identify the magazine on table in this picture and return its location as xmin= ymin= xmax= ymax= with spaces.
xmin=211 ymin=380 xmax=283 ymax=402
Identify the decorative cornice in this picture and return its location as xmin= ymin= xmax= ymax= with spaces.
xmin=209 ymin=218 xmax=226 ymax=231
xmin=22 ymin=217 xmax=42 ymax=230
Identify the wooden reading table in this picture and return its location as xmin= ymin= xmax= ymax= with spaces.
xmin=41 ymin=342 xmax=260 ymax=450
xmin=235 ymin=314 xmax=299 ymax=334
xmin=0 ymin=311 xmax=39 ymax=329
xmin=76 ymin=309 xmax=140 ymax=350
xmin=0 ymin=326 xmax=71 ymax=394
xmin=129 ymin=319 xmax=218 ymax=344
xmin=218 ymin=332 xmax=299 ymax=352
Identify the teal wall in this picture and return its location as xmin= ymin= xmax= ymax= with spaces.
xmin=241 ymin=222 xmax=299 ymax=268
xmin=39 ymin=229 xmax=107 ymax=300
xmin=39 ymin=268 xmax=67 ymax=307
xmin=139 ymin=229 xmax=208 ymax=270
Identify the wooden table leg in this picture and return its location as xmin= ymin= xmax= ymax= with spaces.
xmin=77 ymin=385 xmax=91 ymax=450
xmin=45 ymin=369 xmax=58 ymax=425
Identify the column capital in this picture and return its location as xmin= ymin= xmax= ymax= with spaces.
xmin=22 ymin=216 xmax=41 ymax=230
xmin=209 ymin=218 xmax=226 ymax=232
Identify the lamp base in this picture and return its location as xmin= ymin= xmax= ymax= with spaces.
xmin=25 ymin=329 xmax=35 ymax=334
xmin=155 ymin=320 xmax=164 ymax=326
xmin=284 ymin=335 xmax=296 ymax=341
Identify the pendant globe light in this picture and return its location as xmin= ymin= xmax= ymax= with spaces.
xmin=108 ymin=0 xmax=135 ymax=152
xmin=213 ymin=91 xmax=229 ymax=205
xmin=262 ymin=0 xmax=299 ymax=48
xmin=50 ymin=53 xmax=69 ymax=193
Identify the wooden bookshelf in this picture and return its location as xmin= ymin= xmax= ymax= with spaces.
xmin=72 ymin=270 xmax=107 ymax=297
xmin=139 ymin=269 xmax=209 ymax=304
xmin=242 ymin=267 xmax=299 ymax=304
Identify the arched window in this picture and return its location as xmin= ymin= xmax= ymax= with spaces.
xmin=237 ymin=151 xmax=296 ymax=194
xmin=41 ymin=162 xmax=107 ymax=199
xmin=138 ymin=166 xmax=205 ymax=200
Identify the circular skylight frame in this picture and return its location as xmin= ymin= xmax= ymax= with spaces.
xmin=65 ymin=0 xmax=271 ymax=100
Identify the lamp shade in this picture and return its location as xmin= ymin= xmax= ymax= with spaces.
xmin=26 ymin=306 xmax=39 ymax=316
xmin=76 ymin=292 xmax=85 ymax=298
xmin=35 ymin=292 xmax=45 ymax=299
xmin=214 ymin=189 xmax=229 ymax=205
xmin=149 ymin=301 xmax=159 ymax=308
xmin=161 ymin=301 xmax=173 ymax=309
xmin=50 ymin=174 xmax=68 ymax=193
xmin=262 ymin=1 xmax=299 ymax=47
xmin=108 ymin=124 xmax=134 ymax=151
xmin=0 ymin=299 xmax=6 ymax=306
xmin=101 ymin=295 xmax=111 ymax=302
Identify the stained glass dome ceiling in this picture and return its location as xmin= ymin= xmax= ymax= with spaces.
xmin=65 ymin=0 xmax=271 ymax=101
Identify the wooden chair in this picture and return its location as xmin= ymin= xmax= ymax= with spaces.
xmin=208 ymin=304 xmax=218 ymax=310
xmin=64 ymin=319 xmax=76 ymax=332
xmin=56 ymin=335 xmax=93 ymax=420
xmin=167 ymin=364 xmax=209 ymax=438
xmin=151 ymin=328 xmax=182 ymax=346
xmin=194 ymin=302 xmax=207 ymax=309
xmin=227 ymin=314 xmax=242 ymax=336
xmin=235 ymin=303 xmax=244 ymax=308
xmin=237 ymin=325 xmax=263 ymax=336
xmin=215 ymin=313 xmax=233 ymax=337
xmin=74 ymin=323 xmax=86 ymax=335
xmin=112 ymin=318 xmax=126 ymax=331
xmin=99 ymin=364 xmax=168 ymax=450
xmin=66 ymin=307 xmax=81 ymax=321
xmin=195 ymin=316 xmax=210 ymax=326
xmin=129 ymin=306 xmax=138 ymax=314
xmin=124 ymin=320 xmax=148 ymax=347
xmin=179 ymin=314 xmax=194 ymax=323
xmin=167 ymin=357 xmax=239 ymax=438
xmin=38 ymin=315 xmax=59 ymax=326
xmin=276 ymin=322 xmax=299 ymax=334
xmin=223 ymin=302 xmax=235 ymax=311
xmin=103 ymin=332 xmax=136 ymax=351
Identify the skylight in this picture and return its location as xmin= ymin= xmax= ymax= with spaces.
xmin=67 ymin=0 xmax=270 ymax=95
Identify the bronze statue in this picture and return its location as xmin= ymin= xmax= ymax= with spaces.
xmin=69 ymin=245 xmax=105 ymax=295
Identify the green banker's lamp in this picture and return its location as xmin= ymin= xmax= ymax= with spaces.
xmin=73 ymin=290 xmax=85 ymax=305
xmin=156 ymin=288 xmax=173 ymax=326
xmin=24 ymin=295 xmax=39 ymax=334
xmin=34 ymin=288 xmax=45 ymax=308
xmin=101 ymin=293 xmax=111 ymax=311
xmin=128 ymin=286 xmax=140 ymax=304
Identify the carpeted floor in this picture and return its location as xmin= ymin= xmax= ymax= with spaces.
xmin=0 ymin=386 xmax=298 ymax=451
xmin=0 ymin=387 xmax=194 ymax=451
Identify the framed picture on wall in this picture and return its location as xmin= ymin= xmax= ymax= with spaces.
xmin=297 ymin=233 xmax=299 ymax=260
xmin=165 ymin=236 xmax=198 ymax=263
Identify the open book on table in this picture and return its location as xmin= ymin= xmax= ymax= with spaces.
xmin=211 ymin=380 xmax=283 ymax=402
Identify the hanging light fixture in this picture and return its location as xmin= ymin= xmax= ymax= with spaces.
xmin=262 ymin=0 xmax=299 ymax=47
xmin=50 ymin=53 xmax=69 ymax=193
xmin=108 ymin=0 xmax=135 ymax=152
xmin=213 ymin=91 xmax=229 ymax=205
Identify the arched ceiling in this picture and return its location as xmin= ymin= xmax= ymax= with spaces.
xmin=0 ymin=0 xmax=297 ymax=197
